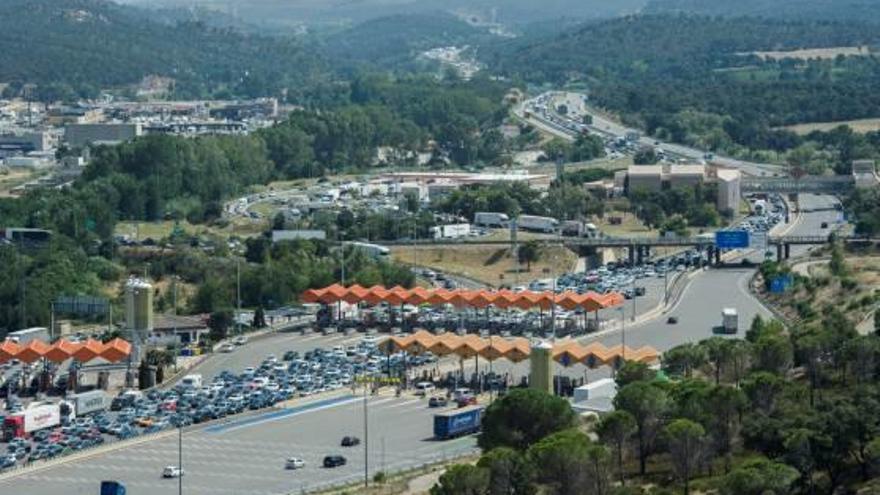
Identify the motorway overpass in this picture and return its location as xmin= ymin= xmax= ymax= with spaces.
xmin=380 ymin=234 xmax=879 ymax=264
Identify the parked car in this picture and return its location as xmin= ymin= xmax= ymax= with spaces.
xmin=429 ymin=396 xmax=448 ymax=408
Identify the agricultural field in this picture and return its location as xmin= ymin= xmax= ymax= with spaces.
xmin=780 ymin=117 xmax=880 ymax=135
xmin=749 ymin=45 xmax=870 ymax=60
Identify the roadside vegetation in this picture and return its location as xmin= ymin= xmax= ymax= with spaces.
xmin=438 ymin=305 xmax=880 ymax=494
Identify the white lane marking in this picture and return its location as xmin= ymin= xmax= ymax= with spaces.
xmin=215 ymin=396 xmax=361 ymax=434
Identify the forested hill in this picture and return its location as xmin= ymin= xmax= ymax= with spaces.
xmin=645 ymin=0 xmax=880 ymax=22
xmin=485 ymin=15 xmax=880 ymax=150
xmin=0 ymin=0 xmax=326 ymax=101
xmin=319 ymin=12 xmax=488 ymax=68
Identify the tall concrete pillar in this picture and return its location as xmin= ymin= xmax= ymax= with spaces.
xmin=777 ymin=244 xmax=783 ymax=262
xmin=636 ymin=246 xmax=644 ymax=265
xmin=628 ymin=246 xmax=635 ymax=266
xmin=529 ymin=341 xmax=554 ymax=395
xmin=784 ymin=243 xmax=791 ymax=259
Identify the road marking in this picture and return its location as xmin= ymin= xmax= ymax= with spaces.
xmin=378 ymin=398 xmax=423 ymax=409
xmin=204 ymin=395 xmax=359 ymax=434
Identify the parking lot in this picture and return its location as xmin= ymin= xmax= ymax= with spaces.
xmin=3 ymin=392 xmax=477 ymax=495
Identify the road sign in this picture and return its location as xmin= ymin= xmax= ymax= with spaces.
xmin=54 ymin=295 xmax=109 ymax=316
xmin=751 ymin=231 xmax=768 ymax=250
xmin=715 ymin=230 xmax=750 ymax=249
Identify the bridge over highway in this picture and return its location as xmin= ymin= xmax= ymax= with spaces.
xmin=741 ymin=176 xmax=856 ymax=193
xmin=379 ymin=234 xmax=879 ymax=264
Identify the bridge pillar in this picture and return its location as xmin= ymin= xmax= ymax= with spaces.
xmin=628 ymin=246 xmax=635 ymax=266
xmin=776 ymin=244 xmax=783 ymax=262
xmin=784 ymin=243 xmax=791 ymax=260
xmin=636 ymin=246 xmax=645 ymax=265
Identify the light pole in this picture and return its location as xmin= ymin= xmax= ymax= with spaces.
xmin=178 ymin=425 xmax=183 ymax=495
xmin=619 ymin=307 xmax=626 ymax=362
xmin=236 ymin=259 xmax=242 ymax=336
xmin=363 ymin=377 xmax=369 ymax=489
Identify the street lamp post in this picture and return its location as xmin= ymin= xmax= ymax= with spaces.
xmin=363 ymin=378 xmax=369 ymax=488
xmin=178 ymin=425 xmax=183 ymax=495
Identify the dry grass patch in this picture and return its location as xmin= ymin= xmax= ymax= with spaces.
xmin=391 ymin=244 xmax=577 ymax=287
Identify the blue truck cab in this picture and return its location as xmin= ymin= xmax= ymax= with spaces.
xmin=433 ymin=406 xmax=483 ymax=440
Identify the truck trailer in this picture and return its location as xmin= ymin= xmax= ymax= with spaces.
xmin=67 ymin=390 xmax=107 ymax=416
xmin=430 ymin=224 xmax=472 ymax=239
xmin=473 ymin=212 xmax=509 ymax=228
xmin=2 ymin=403 xmax=61 ymax=440
xmin=433 ymin=406 xmax=483 ymax=440
xmin=517 ymin=215 xmax=559 ymax=233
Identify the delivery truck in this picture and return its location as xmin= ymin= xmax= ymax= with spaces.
xmin=68 ymin=390 xmax=107 ymax=416
xmin=433 ymin=406 xmax=483 ymax=440
xmin=430 ymin=224 xmax=472 ymax=239
xmin=474 ymin=212 xmax=509 ymax=228
xmin=517 ymin=215 xmax=559 ymax=233
xmin=722 ymin=308 xmax=738 ymax=334
xmin=2 ymin=403 xmax=61 ymax=440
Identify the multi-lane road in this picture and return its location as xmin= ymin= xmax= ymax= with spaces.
xmin=0 ymin=195 xmax=839 ymax=495
xmin=515 ymin=91 xmax=784 ymax=177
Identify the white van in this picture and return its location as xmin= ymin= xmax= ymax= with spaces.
xmin=415 ymin=382 xmax=435 ymax=397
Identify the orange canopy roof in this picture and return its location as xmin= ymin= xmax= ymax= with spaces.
xmin=300 ymin=285 xmax=623 ymax=311
xmin=17 ymin=340 xmax=51 ymax=363
xmin=73 ymin=338 xmax=106 ymax=362
xmin=102 ymin=338 xmax=133 ymax=363
xmin=0 ymin=340 xmax=21 ymax=362
xmin=377 ymin=333 xmax=659 ymax=367
xmin=44 ymin=340 xmax=83 ymax=363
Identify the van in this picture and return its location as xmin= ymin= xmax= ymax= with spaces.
xmin=415 ymin=382 xmax=435 ymax=396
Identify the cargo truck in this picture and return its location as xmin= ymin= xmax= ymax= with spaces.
xmin=430 ymin=224 xmax=471 ymax=239
xmin=433 ymin=406 xmax=483 ymax=440
xmin=517 ymin=215 xmax=559 ymax=233
xmin=2 ymin=403 xmax=61 ymax=440
xmin=473 ymin=212 xmax=509 ymax=228
xmin=722 ymin=308 xmax=738 ymax=334
xmin=67 ymin=390 xmax=107 ymax=416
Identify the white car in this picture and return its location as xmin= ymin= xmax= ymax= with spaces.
xmin=233 ymin=336 xmax=248 ymax=346
xmin=162 ymin=466 xmax=184 ymax=478
xmin=285 ymin=457 xmax=305 ymax=470
xmin=218 ymin=343 xmax=235 ymax=353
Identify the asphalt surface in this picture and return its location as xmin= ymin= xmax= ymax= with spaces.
xmin=516 ymin=91 xmax=784 ymax=177
xmin=2 ymin=393 xmax=476 ymax=495
xmin=0 ymin=195 xmax=840 ymax=495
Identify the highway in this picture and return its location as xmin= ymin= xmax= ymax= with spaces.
xmin=515 ymin=91 xmax=784 ymax=177
xmin=0 ymin=195 xmax=840 ymax=494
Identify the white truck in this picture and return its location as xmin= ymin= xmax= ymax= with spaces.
xmin=67 ymin=390 xmax=107 ymax=416
xmin=722 ymin=308 xmax=738 ymax=334
xmin=517 ymin=215 xmax=559 ymax=233
xmin=179 ymin=374 xmax=203 ymax=390
xmin=430 ymin=224 xmax=471 ymax=239
xmin=474 ymin=212 xmax=509 ymax=228
xmin=2 ymin=403 xmax=61 ymax=440
xmin=561 ymin=221 xmax=600 ymax=238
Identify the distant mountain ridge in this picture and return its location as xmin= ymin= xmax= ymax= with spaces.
xmin=0 ymin=0 xmax=325 ymax=100
xmin=645 ymin=0 xmax=880 ymax=22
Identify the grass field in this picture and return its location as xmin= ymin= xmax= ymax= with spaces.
xmin=114 ymin=219 xmax=264 ymax=241
xmin=0 ymin=168 xmax=37 ymax=197
xmin=390 ymin=243 xmax=577 ymax=287
xmin=780 ymin=118 xmax=880 ymax=135
xmin=749 ymin=45 xmax=870 ymax=61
